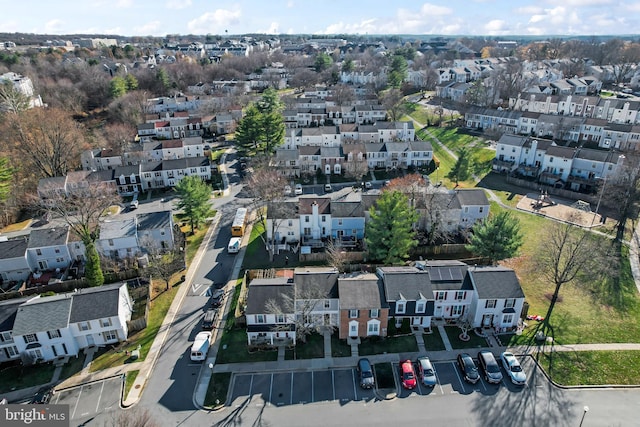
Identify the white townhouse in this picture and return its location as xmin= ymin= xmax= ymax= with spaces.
xmin=81 ymin=148 xmax=123 ymax=171
xmin=9 ymin=282 xmax=134 ymax=363
xmin=454 ymin=189 xmax=490 ymax=229
xmin=140 ymin=157 xmax=211 ymax=190
xmin=284 ymin=126 xmax=342 ymax=149
xmin=539 ymin=145 xmax=576 ymax=186
xmin=245 ymin=278 xmax=296 ymax=346
xmin=467 ymin=266 xmax=525 ymax=331
xmin=26 ymin=226 xmax=74 ymax=273
xmin=0 ymin=239 xmax=30 ymax=283
xmin=136 ymin=211 xmax=175 ymax=252
xmin=97 ymin=218 xmax=139 ymax=259
xmin=0 ymin=298 xmax=26 ymax=363
xmin=299 ymin=197 xmax=332 ymax=248
xmin=266 ymin=201 xmax=300 ymax=246
xmin=568 ymin=148 xmax=624 ymax=192
xmin=375 ymin=121 xmax=415 ymax=142
xmin=141 ymin=137 xmax=205 ymax=161
xmin=293 ymin=267 xmax=340 ymax=329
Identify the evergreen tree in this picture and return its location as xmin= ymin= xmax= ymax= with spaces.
xmin=388 ymin=55 xmax=408 ymax=88
xmin=236 ymin=89 xmax=285 ymax=155
xmin=109 ymin=76 xmax=127 ymax=98
xmin=314 ymin=52 xmax=333 ymax=72
xmin=365 ymin=191 xmax=418 ymax=264
xmin=175 ymin=176 xmax=212 ymax=234
xmin=125 ymin=74 xmax=138 ymax=91
xmin=84 ymin=241 xmax=104 ymax=287
xmin=0 ymin=157 xmax=14 ymax=203
xmin=466 ymin=211 xmax=523 ymax=265
xmin=235 ymin=104 xmax=263 ymax=154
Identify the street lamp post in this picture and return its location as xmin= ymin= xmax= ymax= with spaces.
xmin=579 ymin=405 xmax=589 ymax=427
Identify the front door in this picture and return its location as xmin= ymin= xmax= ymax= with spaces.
xmin=412 ymin=317 xmax=422 ymax=326
xmin=349 ymin=321 xmax=358 ymax=337
xmin=87 ymin=335 xmax=95 ymax=347
xmin=482 ymin=314 xmax=493 ymax=328
xmin=434 ymin=306 xmax=443 ymax=317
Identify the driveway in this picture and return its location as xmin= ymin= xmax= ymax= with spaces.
xmin=52 ymin=376 xmax=122 ymax=423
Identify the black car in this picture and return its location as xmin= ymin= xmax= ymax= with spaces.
xmin=457 ymin=353 xmax=480 ymax=384
xmin=477 ymin=351 xmax=503 ymax=384
xmin=30 ymin=387 xmax=53 ymax=404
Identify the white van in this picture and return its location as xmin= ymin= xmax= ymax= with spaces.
xmin=227 ymin=237 xmax=241 ymax=254
xmin=190 ymin=331 xmax=211 ymax=361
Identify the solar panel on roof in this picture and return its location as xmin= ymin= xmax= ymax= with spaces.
xmin=429 ymin=267 xmax=463 ymax=282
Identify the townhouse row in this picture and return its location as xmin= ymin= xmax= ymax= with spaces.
xmin=266 ymin=189 xmax=489 ymax=251
xmin=493 ymin=134 xmax=625 ymax=192
xmin=0 ymin=211 xmax=175 ymax=287
xmin=0 ymin=282 xmax=133 ymax=364
xmin=244 ymin=263 xmax=525 ymax=346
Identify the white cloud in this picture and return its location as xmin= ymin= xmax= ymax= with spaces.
xmin=513 ymin=6 xmax=543 ymax=14
xmin=261 ymin=22 xmax=280 ymax=34
xmin=44 ymin=19 xmax=65 ymax=33
xmin=187 ymin=9 xmax=241 ymax=34
xmin=419 ymin=3 xmax=453 ymax=16
xmin=166 ymin=0 xmax=192 ymax=10
xmin=134 ymin=21 xmax=162 ymax=36
xmin=484 ymin=19 xmax=509 ymax=35
xmin=320 ymin=19 xmax=379 ymax=35
xmin=545 ymin=0 xmax=613 ymax=5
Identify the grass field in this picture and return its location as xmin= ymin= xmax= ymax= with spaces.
xmin=423 ymin=328 xmax=446 ymax=351
xmin=359 ymin=335 xmax=418 ymax=356
xmin=536 ymin=351 xmax=640 ymax=385
xmin=0 ymin=364 xmax=55 ymax=393
xmin=124 ymin=370 xmax=139 ymax=400
xmin=204 ymin=372 xmax=232 ymax=408
xmin=285 ymin=333 xmax=324 ymax=360
xmin=331 ymin=335 xmax=353 ymax=357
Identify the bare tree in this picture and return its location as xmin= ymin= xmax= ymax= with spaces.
xmin=418 ymin=186 xmax=455 ymax=244
xmin=146 ymin=248 xmax=184 ymax=291
xmin=245 ymin=156 xmax=296 ymax=261
xmin=265 ymin=283 xmax=336 ymax=343
xmin=378 ymin=88 xmax=407 ymax=122
xmin=104 ymin=408 xmax=161 ymax=427
xmin=535 ymin=214 xmax=599 ymax=336
xmin=0 ymin=81 xmax=31 ymax=113
xmin=601 ymin=154 xmax=640 ymax=241
xmin=326 ymin=239 xmax=348 ymax=273
xmin=343 ymin=144 xmax=369 ymax=184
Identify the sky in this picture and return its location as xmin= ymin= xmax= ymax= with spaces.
xmin=1 ymin=0 xmax=639 ymax=37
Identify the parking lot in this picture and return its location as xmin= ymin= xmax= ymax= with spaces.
xmin=228 ymin=355 xmax=539 ymax=407
xmin=51 ymin=377 xmax=122 ymax=421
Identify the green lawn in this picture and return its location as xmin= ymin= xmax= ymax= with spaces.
xmin=0 ymin=363 xmax=55 ymax=393
xmin=536 ymin=351 xmax=640 ymax=386
xmin=444 ymin=326 xmax=488 ymax=350
xmin=204 ymin=372 xmax=231 ymax=408
xmin=476 ymin=172 xmax=527 ymax=208
xmin=285 ymin=333 xmax=324 ymax=360
xmin=59 ymin=356 xmax=84 ymax=381
xmin=423 ymin=328 xmax=446 ymax=351
xmin=331 ymin=335 xmax=353 ymax=357
xmin=359 ymin=335 xmax=418 ymax=356
xmin=90 ymin=283 xmax=182 ymax=371
xmin=124 ymin=370 xmax=139 ymax=400
xmin=215 ymin=328 xmax=278 ymax=364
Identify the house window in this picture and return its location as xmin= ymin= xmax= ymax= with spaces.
xmin=349 ymin=309 xmax=358 ymax=318
xmin=324 ymin=300 xmax=331 ymax=309
xmin=370 ymin=309 xmax=379 ymax=318
xmin=276 ymin=314 xmax=285 ymax=323
xmin=256 ymin=315 xmax=266 ymax=324
xmin=55 ymin=248 xmax=60 ymax=254
xmin=368 ymin=322 xmax=379 ymax=334
xmin=102 ymin=330 xmax=118 ymax=341
xmin=321 ymin=215 xmax=326 ymax=222
xmin=108 ymin=239 xmax=114 ymax=246
xmin=305 ymin=216 xmax=310 ymax=223
xmin=505 ymin=299 xmax=516 ymax=309
xmin=338 ymin=219 xmax=343 ymax=226
xmin=23 ymin=334 xmax=38 ymax=343
xmin=455 ymin=291 xmax=465 ymax=301
xmin=485 ymin=299 xmax=497 ymax=309
xmin=288 ymin=220 xmax=293 ymax=227
xmin=80 ymin=322 xmax=91 ymax=331
xmin=502 ymin=314 xmax=514 ymax=325
xmin=100 ymin=318 xmax=112 ymax=328
xmin=451 ymin=305 xmax=464 ymax=316
xmin=0 ymin=331 xmax=13 ymax=342
xmin=436 ymin=292 xmax=446 ymax=301
xmin=396 ymin=301 xmax=406 ymax=314
xmin=479 ymin=207 xmax=484 ymax=213
xmin=47 ymin=329 xmax=61 ymax=339
xmin=416 ymin=301 xmax=425 ymax=313
xmin=36 ymin=249 xmax=42 ymax=256
xmin=4 ymin=345 xmax=18 ymax=358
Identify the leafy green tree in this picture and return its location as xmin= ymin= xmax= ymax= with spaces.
xmin=125 ymin=74 xmax=139 ymax=91
xmin=314 ymin=52 xmax=333 ymax=72
xmin=109 ymin=76 xmax=127 ymax=98
xmin=84 ymin=242 xmax=104 ymax=287
xmin=175 ymin=176 xmax=212 ymax=234
xmin=256 ymin=87 xmax=283 ymax=114
xmin=447 ymin=147 xmax=472 ymax=186
xmin=466 ymin=211 xmax=523 ymax=265
xmin=236 ymin=89 xmax=285 ymax=155
xmin=365 ymin=191 xmax=418 ymax=264
xmin=388 ymin=55 xmax=408 ymax=88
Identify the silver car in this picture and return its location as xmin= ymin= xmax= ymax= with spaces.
xmin=417 ymin=356 xmax=437 ymax=387
xmin=500 ymin=352 xmax=527 ymax=385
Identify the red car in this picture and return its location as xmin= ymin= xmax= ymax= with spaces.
xmin=400 ymin=360 xmax=417 ymax=389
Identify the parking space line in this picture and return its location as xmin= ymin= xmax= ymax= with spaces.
xmin=290 ymin=372 xmax=293 ymax=406
xmin=351 ymin=369 xmax=357 ymax=400
xmin=71 ymin=386 xmax=83 ymax=419
xmin=311 ymin=371 xmax=315 ymax=403
xmin=249 ymin=374 xmax=254 ymax=396
xmin=434 ymin=369 xmax=444 ymax=395
xmin=452 ymin=361 xmax=466 ymax=394
xmin=479 ymin=376 xmax=487 ymax=392
xmin=268 ymin=373 xmax=273 ymax=407
xmin=95 ymin=381 xmax=105 ymax=413
xmin=331 ymin=370 xmax=335 ymax=401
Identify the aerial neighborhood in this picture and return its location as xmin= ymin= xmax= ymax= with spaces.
xmin=0 ymin=24 xmax=639 ymax=426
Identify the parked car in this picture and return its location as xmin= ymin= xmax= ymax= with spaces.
xmin=210 ymin=289 xmax=224 ymax=307
xmin=284 ymin=185 xmax=292 ymax=195
xmin=417 ymin=356 xmax=437 ymax=387
xmin=500 ymin=351 xmax=527 ymax=385
xmin=324 ymin=183 xmax=332 ymax=192
xmin=357 ymin=358 xmax=375 ymax=389
xmin=294 ymin=183 xmax=303 ymax=195
xmin=457 ymin=353 xmax=480 ymax=384
xmin=129 ymin=199 xmax=139 ymax=210
xmin=477 ymin=351 xmax=503 ymax=384
xmin=400 ymin=360 xmax=417 ymax=389
xmin=30 ymin=387 xmax=53 ymax=404
xmin=202 ymin=308 xmax=218 ymax=330
xmin=364 ymin=181 xmax=372 ymax=189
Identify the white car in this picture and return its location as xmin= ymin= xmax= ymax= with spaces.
xmin=364 ymin=181 xmax=372 ymax=189
xmin=294 ymin=183 xmax=303 ymax=195
xmin=500 ymin=351 xmax=527 ymax=385
xmin=284 ymin=185 xmax=292 ymax=195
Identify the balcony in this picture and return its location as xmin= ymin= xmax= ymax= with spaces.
xmin=492 ymin=158 xmax=515 ymax=168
